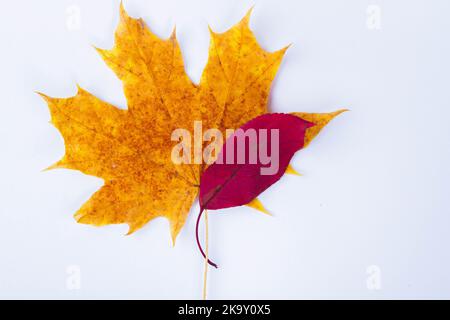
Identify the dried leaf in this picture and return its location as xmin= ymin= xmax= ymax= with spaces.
xmin=40 ymin=5 xmax=344 ymax=243
xmin=197 ymin=113 xmax=314 ymax=266
xmin=199 ymin=113 xmax=313 ymax=210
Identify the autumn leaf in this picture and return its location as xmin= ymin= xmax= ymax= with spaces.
xmin=39 ymin=4 xmax=344 ymax=242
xmin=199 ymin=114 xmax=314 ymax=211
xmin=197 ymin=114 xmax=314 ymax=267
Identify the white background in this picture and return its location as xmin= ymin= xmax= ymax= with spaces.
xmin=0 ymin=0 xmax=449 ymax=299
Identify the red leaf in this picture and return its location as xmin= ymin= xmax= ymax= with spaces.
xmin=196 ymin=113 xmax=314 ymax=267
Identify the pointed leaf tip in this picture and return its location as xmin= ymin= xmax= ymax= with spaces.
xmin=36 ymin=91 xmax=50 ymax=102
xmin=119 ymin=1 xmax=127 ymax=19
xmin=246 ymin=198 xmax=271 ymax=215
xmin=285 ymin=164 xmax=301 ymax=176
xmin=207 ymin=24 xmax=214 ymax=35
xmin=291 ymin=109 xmax=347 ymax=148
xmin=170 ymin=26 xmax=177 ymax=40
xmin=245 ymin=5 xmax=255 ymax=20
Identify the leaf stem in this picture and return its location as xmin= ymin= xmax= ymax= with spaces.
xmin=202 ymin=209 xmax=209 ymax=300
xmin=196 ymin=208 xmax=218 ymax=269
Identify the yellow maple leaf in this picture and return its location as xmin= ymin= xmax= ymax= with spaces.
xmin=39 ymin=4 xmax=344 ymax=242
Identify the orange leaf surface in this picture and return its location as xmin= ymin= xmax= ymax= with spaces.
xmin=39 ymin=4 xmax=344 ymax=242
